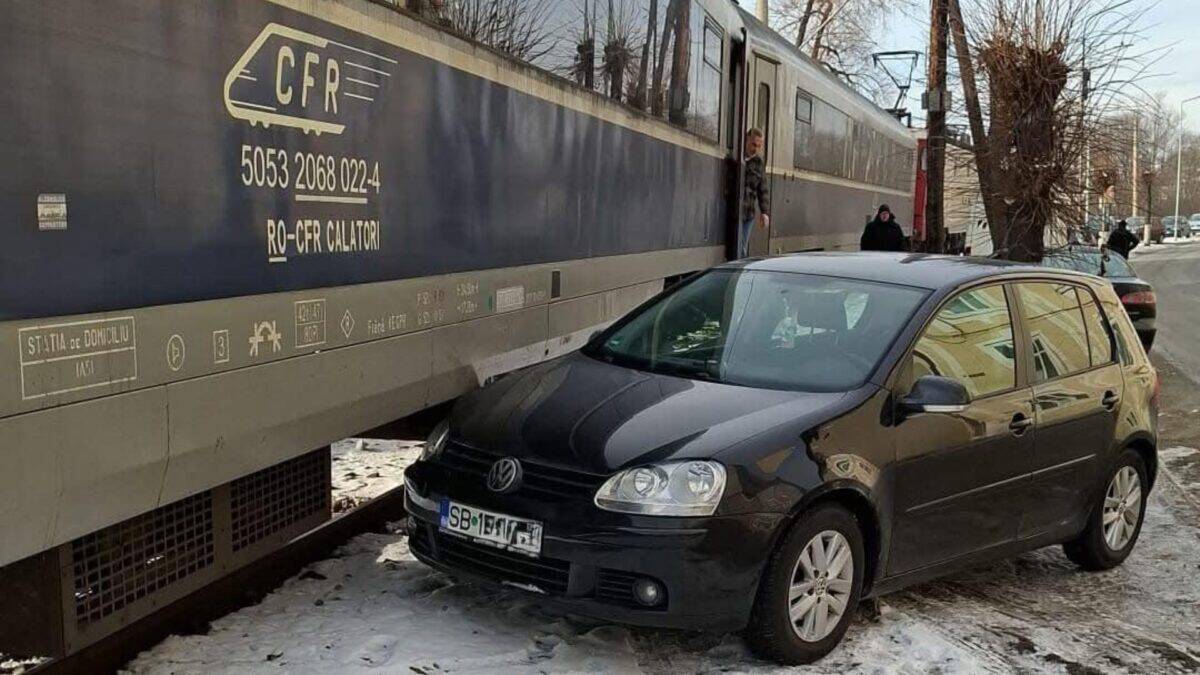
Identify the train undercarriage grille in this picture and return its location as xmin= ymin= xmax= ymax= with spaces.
xmin=70 ymin=491 xmax=215 ymax=628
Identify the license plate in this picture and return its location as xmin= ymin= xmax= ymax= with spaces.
xmin=438 ymin=499 xmax=543 ymax=557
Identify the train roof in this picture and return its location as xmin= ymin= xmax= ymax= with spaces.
xmin=734 ymin=7 xmax=914 ymax=141
xmin=729 ymin=252 xmax=1073 ymax=290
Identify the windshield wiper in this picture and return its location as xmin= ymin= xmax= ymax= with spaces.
xmin=653 ymin=359 xmax=717 ymax=382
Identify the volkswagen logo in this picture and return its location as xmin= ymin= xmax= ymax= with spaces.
xmin=487 ymin=457 xmax=523 ymax=494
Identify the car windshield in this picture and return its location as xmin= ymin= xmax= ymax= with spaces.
xmin=1041 ymin=250 xmax=1134 ymax=278
xmin=583 ymin=270 xmax=928 ymax=392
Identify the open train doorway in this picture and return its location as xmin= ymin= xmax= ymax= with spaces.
xmin=746 ymin=53 xmax=779 ymax=258
xmin=726 ymin=32 xmax=747 ymax=261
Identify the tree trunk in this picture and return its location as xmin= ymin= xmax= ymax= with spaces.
xmin=947 ymin=0 xmax=1006 ymax=249
xmin=633 ymin=0 xmax=658 ymax=110
xmin=809 ymin=6 xmax=827 ymax=61
xmin=667 ymin=0 xmax=691 ymax=125
xmin=795 ymin=0 xmax=817 ymax=48
xmin=652 ymin=0 xmax=683 ymax=117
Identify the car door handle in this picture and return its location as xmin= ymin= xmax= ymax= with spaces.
xmin=1009 ymin=414 xmax=1033 ymax=435
xmin=1102 ymin=392 xmax=1121 ymax=411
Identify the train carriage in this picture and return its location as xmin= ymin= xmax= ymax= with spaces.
xmin=0 ymin=0 xmax=915 ymax=658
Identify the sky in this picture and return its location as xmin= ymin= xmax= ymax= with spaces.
xmin=735 ymin=0 xmax=1200 ymax=130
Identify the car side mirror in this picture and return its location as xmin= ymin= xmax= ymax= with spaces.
xmin=902 ymin=375 xmax=971 ymax=415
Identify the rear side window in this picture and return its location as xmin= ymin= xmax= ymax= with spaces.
xmin=1015 ymin=283 xmax=1091 ymax=382
xmin=1078 ymin=288 xmax=1115 ymax=366
xmin=912 ymin=285 xmax=1016 ymax=399
xmin=1101 ymin=295 xmax=1138 ymax=366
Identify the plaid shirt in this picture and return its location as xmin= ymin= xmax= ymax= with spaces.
xmin=743 ymin=154 xmax=771 ymax=222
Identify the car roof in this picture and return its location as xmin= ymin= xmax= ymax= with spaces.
xmin=723 ymin=252 xmax=1086 ymax=290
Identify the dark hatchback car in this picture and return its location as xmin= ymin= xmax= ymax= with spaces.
xmin=1040 ymin=246 xmax=1157 ymax=349
xmin=404 ymin=253 xmax=1159 ymax=664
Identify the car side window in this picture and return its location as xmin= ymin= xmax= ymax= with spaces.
xmin=911 ymin=285 xmax=1016 ymax=399
xmin=1078 ymin=288 xmax=1115 ymax=366
xmin=1015 ymin=283 xmax=1091 ymax=383
xmin=1101 ymin=296 xmax=1137 ymax=366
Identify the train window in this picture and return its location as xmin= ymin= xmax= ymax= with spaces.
xmin=795 ymin=90 xmax=812 ymax=123
xmin=812 ymin=101 xmax=850 ymax=177
xmin=756 ymin=83 xmax=771 ymax=139
xmin=794 ymin=89 xmax=813 ymax=169
xmin=691 ymin=14 xmax=724 ymax=142
xmin=410 ymin=1 xmax=735 ymax=146
xmin=703 ymin=22 xmax=723 ymax=69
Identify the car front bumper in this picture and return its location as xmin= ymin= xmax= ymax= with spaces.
xmin=402 ymin=460 xmax=784 ymax=632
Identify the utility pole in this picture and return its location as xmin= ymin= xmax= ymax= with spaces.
xmin=1174 ymin=95 xmax=1200 ymax=237
xmin=757 ymin=0 xmax=769 ymax=22
xmin=924 ymin=0 xmax=950 ymax=252
xmin=1081 ymin=47 xmax=1090 ymax=236
xmin=1132 ymin=117 xmax=1139 ymax=220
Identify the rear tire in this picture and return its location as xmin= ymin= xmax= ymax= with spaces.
xmin=744 ymin=504 xmax=865 ymax=664
xmin=1063 ymin=449 xmax=1148 ymax=571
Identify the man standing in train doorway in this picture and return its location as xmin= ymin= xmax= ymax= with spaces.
xmin=741 ymin=128 xmax=771 ymax=258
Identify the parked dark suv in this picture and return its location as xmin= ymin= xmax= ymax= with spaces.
xmin=405 ymin=253 xmax=1159 ymax=664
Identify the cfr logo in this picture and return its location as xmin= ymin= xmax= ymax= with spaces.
xmin=223 ymin=23 xmax=394 ymax=137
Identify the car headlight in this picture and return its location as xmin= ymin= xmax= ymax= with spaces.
xmin=421 ymin=418 xmax=450 ymax=462
xmin=594 ymin=460 xmax=727 ymax=516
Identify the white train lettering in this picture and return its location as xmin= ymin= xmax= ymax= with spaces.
xmin=275 ymin=46 xmax=340 ymax=115
xmin=276 ymin=46 xmax=295 ymax=105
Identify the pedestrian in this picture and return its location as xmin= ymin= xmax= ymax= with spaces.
xmin=740 ymin=128 xmax=771 ymax=258
xmin=860 ymin=204 xmax=906 ymax=252
xmin=1107 ymin=219 xmax=1140 ymax=259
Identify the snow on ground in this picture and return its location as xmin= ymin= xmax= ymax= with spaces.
xmin=0 ymin=656 xmax=47 ymax=675
xmin=126 ymin=446 xmax=1200 ymax=674
xmin=330 ymin=439 xmax=421 ymax=513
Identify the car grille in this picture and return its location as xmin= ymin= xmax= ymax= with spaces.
xmin=410 ymin=525 xmax=571 ymax=595
xmin=440 ymin=442 xmax=608 ymax=501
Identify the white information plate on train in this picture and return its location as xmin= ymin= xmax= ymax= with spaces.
xmin=439 ymin=500 xmax=543 ymax=557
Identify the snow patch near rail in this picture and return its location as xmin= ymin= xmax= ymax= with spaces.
xmin=330 ymin=439 xmax=421 ymax=512
xmin=0 ymin=656 xmax=47 ymax=675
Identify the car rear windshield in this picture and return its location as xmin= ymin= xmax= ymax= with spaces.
xmin=583 ymin=270 xmax=928 ymax=392
xmin=1041 ymin=250 xmax=1134 ymax=278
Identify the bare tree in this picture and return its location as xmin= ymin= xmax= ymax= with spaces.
xmin=947 ymin=0 xmax=1156 ymax=260
xmin=630 ymin=0 xmax=659 ymax=109
xmin=769 ymin=0 xmax=919 ymax=102
xmin=1092 ymin=96 xmax=1176 ymax=224
xmin=436 ymin=0 xmax=558 ymax=62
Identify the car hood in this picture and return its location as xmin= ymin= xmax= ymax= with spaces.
xmin=451 ymin=352 xmax=850 ymax=474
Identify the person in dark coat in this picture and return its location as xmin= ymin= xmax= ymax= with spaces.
xmin=739 ymin=128 xmax=771 ymax=258
xmin=1106 ymin=219 xmax=1140 ymax=259
xmin=860 ymin=204 xmax=906 ymax=252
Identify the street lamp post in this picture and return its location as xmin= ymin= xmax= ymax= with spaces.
xmin=1172 ymin=94 xmax=1200 ymax=239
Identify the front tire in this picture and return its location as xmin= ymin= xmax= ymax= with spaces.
xmin=745 ymin=504 xmax=865 ymax=664
xmin=1063 ymin=449 xmax=1148 ymax=570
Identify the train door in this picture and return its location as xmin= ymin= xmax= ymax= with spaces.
xmin=726 ymin=33 xmax=747 ymax=260
xmin=747 ymin=54 xmax=779 ymax=257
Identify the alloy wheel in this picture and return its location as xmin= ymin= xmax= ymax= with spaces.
xmin=788 ymin=530 xmax=854 ymax=642
xmin=1103 ymin=466 xmax=1142 ymax=551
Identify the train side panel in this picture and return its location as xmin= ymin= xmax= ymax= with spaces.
xmin=0 ymin=0 xmax=726 ymax=568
